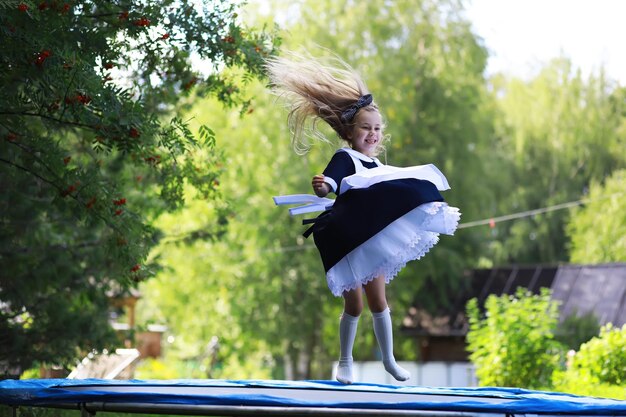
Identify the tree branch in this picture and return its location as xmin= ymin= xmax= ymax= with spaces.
xmin=0 ymin=157 xmax=63 ymax=192
xmin=0 ymin=239 xmax=103 ymax=256
xmin=0 ymin=157 xmax=123 ymax=234
xmin=0 ymin=110 xmax=94 ymax=130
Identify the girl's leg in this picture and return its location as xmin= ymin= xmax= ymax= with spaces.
xmin=364 ymin=276 xmax=410 ymax=382
xmin=336 ymin=287 xmax=363 ymax=384
xmin=363 ymin=275 xmax=388 ymax=313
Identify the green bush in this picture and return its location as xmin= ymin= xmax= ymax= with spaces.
xmin=573 ymin=324 xmax=626 ymax=385
xmin=466 ymin=287 xmax=562 ymax=389
xmin=466 ymin=287 xmax=625 ymax=397
xmin=552 ymin=324 xmax=626 ymax=400
xmin=553 ymin=369 xmax=626 ymax=400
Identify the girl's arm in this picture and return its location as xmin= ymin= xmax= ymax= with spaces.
xmin=312 ymin=174 xmax=331 ymax=197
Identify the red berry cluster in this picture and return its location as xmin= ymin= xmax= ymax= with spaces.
xmin=128 ymin=127 xmax=140 ymax=138
xmin=183 ymin=77 xmax=197 ymax=91
xmin=34 ymin=50 xmax=52 ymax=67
xmin=85 ymin=197 xmax=97 ymax=209
xmin=144 ymin=155 xmax=161 ymax=165
xmin=112 ymin=198 xmax=126 ymax=216
xmin=60 ymin=180 xmax=80 ymax=197
xmin=27 ymin=1 xmax=71 ymax=14
xmin=76 ymin=93 xmax=91 ymax=104
xmin=133 ymin=17 xmax=150 ymax=27
xmin=64 ymin=92 xmax=92 ymax=105
xmin=20 ymin=1 xmax=70 ymax=13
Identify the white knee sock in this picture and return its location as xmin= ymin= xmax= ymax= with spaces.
xmin=336 ymin=312 xmax=359 ymax=384
xmin=372 ymin=308 xmax=410 ymax=381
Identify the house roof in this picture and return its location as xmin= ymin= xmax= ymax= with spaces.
xmin=401 ymin=263 xmax=626 ymax=337
xmin=552 ymin=263 xmax=626 ymax=328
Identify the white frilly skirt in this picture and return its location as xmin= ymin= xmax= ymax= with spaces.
xmin=325 ymin=201 xmax=460 ymax=296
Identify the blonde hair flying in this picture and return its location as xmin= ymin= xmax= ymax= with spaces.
xmin=265 ymin=51 xmax=378 ymax=154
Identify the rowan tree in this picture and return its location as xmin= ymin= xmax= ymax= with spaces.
xmin=0 ymin=0 xmax=278 ymax=376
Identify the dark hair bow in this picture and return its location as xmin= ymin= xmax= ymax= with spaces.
xmin=340 ymin=94 xmax=373 ymax=123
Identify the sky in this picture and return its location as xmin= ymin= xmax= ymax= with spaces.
xmin=464 ymin=0 xmax=626 ymax=84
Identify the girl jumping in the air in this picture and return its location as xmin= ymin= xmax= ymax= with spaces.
xmin=267 ymin=52 xmax=460 ymax=384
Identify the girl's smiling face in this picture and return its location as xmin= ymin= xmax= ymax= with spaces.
xmin=347 ymin=109 xmax=382 ymax=157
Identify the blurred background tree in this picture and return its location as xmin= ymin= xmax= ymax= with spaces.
xmin=567 ymin=169 xmax=626 ymax=263
xmin=138 ymin=0 xmax=499 ymax=379
xmin=136 ymin=0 xmax=626 ymax=380
xmin=4 ymin=0 xmax=625 ymax=382
xmin=487 ymin=65 xmax=626 ymax=264
xmin=0 ymin=0 xmax=278 ymax=377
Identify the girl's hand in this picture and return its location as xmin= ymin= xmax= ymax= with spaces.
xmin=312 ymin=174 xmax=330 ymax=197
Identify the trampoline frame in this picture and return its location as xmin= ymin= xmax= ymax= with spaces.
xmin=6 ymin=402 xmax=577 ymax=417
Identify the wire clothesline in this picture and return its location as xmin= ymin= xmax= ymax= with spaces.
xmin=160 ymin=191 xmax=623 ymax=253
xmin=458 ymin=190 xmax=624 ymax=229
xmin=457 ymin=199 xmax=584 ymax=229
xmin=261 ymin=191 xmax=624 ymax=253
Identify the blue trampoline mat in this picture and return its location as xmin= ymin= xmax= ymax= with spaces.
xmin=1 ymin=379 xmax=626 ymax=416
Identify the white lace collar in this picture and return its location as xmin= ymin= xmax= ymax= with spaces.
xmin=338 ymin=147 xmax=379 ymax=163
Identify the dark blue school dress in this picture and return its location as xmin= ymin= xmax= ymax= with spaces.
xmin=306 ymin=148 xmax=460 ymax=296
